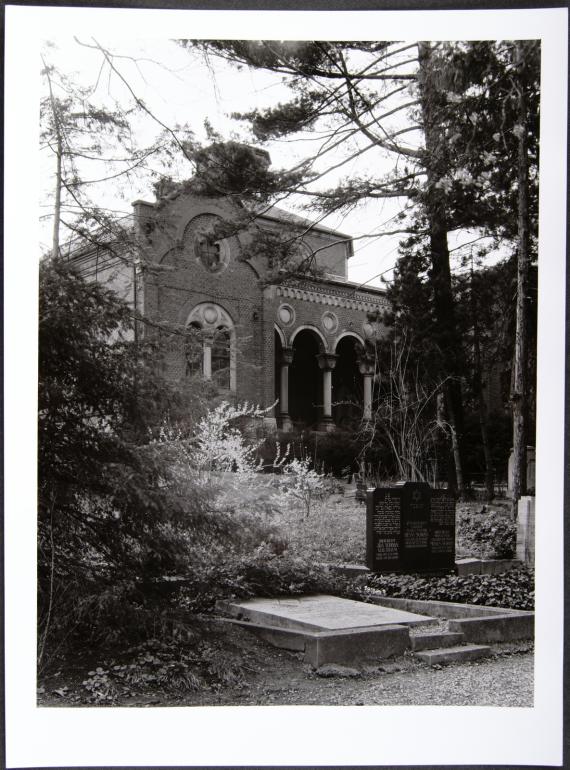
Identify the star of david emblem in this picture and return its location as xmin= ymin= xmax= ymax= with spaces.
xmin=412 ymin=490 xmax=422 ymax=503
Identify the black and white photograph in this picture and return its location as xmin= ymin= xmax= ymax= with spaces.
xmin=4 ymin=3 xmax=567 ymax=768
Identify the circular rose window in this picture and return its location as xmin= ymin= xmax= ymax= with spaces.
xmin=321 ymin=311 xmax=339 ymax=334
xmin=184 ymin=214 xmax=230 ymax=274
xmin=277 ymin=303 xmax=295 ymax=326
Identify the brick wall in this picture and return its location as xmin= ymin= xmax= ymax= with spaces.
xmin=131 ymin=192 xmax=390 ymax=414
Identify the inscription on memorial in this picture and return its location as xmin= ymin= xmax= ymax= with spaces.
xmin=366 ymin=482 xmax=455 ymax=573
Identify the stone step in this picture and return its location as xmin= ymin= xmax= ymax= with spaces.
xmin=415 ymin=644 xmax=492 ymax=665
xmin=410 ymin=632 xmax=464 ymax=651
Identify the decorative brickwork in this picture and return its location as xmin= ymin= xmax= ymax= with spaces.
xmin=73 ymin=192 xmax=390 ymax=430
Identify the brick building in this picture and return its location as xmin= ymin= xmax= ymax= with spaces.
xmin=71 ymin=187 xmax=390 ymax=432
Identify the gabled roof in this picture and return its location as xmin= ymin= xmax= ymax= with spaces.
xmin=256 ymin=204 xmax=352 ymax=240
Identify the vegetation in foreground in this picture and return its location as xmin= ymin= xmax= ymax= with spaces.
xmin=38 ymin=260 xmax=533 ymax=706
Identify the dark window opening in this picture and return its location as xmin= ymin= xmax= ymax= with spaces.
xmin=212 ymin=326 xmax=231 ymax=389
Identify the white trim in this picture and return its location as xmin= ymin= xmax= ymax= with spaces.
xmin=273 ymin=324 xmax=287 ymax=348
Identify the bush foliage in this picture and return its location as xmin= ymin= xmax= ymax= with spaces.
xmin=365 ymin=567 xmax=534 ymax=610
xmin=175 ymin=547 xmax=351 ymax=614
xmin=456 ymin=505 xmax=516 ymax=559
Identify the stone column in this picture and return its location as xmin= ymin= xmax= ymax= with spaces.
xmin=358 ymin=355 xmax=376 ymax=422
xmin=203 ymin=333 xmax=214 ymax=380
xmin=279 ymin=346 xmax=294 ymax=432
xmin=317 ymin=352 xmax=338 ymax=431
xmin=516 ymin=496 xmax=535 ymax=565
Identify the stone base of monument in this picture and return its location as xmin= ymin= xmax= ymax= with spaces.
xmin=364 ymin=595 xmax=534 ymax=642
xmin=414 ymin=644 xmax=492 ymax=665
xmin=216 ymin=594 xmax=433 ymax=667
xmin=455 ymin=557 xmax=523 ymax=576
xmin=215 ymin=594 xmax=533 ymax=668
xmin=409 ymin=631 xmax=464 ymax=651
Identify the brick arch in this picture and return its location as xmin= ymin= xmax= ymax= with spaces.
xmin=178 ymin=204 xmax=232 ymax=244
xmin=289 ymin=324 xmax=328 ymax=352
xmin=274 ymin=324 xmax=287 ymax=348
xmin=332 ymin=330 xmax=365 ymax=352
xmin=158 ymin=247 xmax=178 ymax=266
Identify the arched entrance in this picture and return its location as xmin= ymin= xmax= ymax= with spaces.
xmin=332 ymin=336 xmax=363 ymax=429
xmin=289 ymin=329 xmax=322 ymax=428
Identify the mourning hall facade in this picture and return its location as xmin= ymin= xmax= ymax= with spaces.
xmin=72 ymin=188 xmax=390 ymax=433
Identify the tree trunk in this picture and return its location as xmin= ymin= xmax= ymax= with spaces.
xmin=471 ymin=266 xmax=495 ymax=500
xmin=52 ymin=136 xmax=62 ymax=259
xmin=417 ymin=41 xmax=467 ymax=497
xmin=44 ymin=62 xmax=62 ymax=259
xmin=511 ymin=41 xmax=530 ymax=515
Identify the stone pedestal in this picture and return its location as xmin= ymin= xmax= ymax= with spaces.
xmin=508 ymin=446 xmax=535 ymax=495
xmin=516 ymin=495 xmax=535 ymax=565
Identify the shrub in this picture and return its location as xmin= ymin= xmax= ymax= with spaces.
xmin=457 ymin=505 xmax=516 ymax=558
xmin=364 ymin=567 xmax=534 ymax=610
xmin=176 ymin=547 xmax=352 ymax=614
xmin=275 ymin=457 xmax=326 ymax=518
xmin=38 ymin=263 xmax=283 ymax=667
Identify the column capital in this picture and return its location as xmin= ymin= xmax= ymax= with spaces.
xmin=317 ymin=352 xmax=339 ymax=371
xmin=281 ymin=346 xmax=294 ymax=366
xmin=357 ymin=354 xmax=376 ymax=376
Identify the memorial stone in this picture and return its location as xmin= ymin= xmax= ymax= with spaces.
xmin=366 ymin=482 xmax=455 ymax=573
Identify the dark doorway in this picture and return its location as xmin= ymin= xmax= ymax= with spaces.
xmin=289 ymin=329 xmax=322 ymax=427
xmin=333 ymin=336 xmax=362 ymax=429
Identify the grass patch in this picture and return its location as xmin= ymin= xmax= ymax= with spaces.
xmin=272 ymin=489 xmax=366 ymax=564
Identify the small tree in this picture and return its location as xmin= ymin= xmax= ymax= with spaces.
xmin=277 ymin=457 xmax=326 ymax=519
xmin=364 ymin=333 xmax=444 ymax=485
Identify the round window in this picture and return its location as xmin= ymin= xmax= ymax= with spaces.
xmin=277 ymin=303 xmax=295 ymax=327
xmin=185 ymin=214 xmax=230 ymax=274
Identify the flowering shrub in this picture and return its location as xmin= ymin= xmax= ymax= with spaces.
xmin=275 ymin=457 xmax=326 ymax=518
xmin=193 ymin=402 xmax=268 ymax=478
xmin=149 ymin=403 xmax=285 ymax=519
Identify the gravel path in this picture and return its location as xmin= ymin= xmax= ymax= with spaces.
xmin=172 ymin=642 xmax=534 ymax=708
xmin=299 ymin=654 xmax=533 ymax=706
xmin=38 ymin=625 xmax=533 ymax=709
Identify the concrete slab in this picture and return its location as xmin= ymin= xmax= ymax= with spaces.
xmin=304 ymin=625 xmax=409 ymax=668
xmin=218 ymin=594 xmax=434 ymax=632
xmin=456 ymin=558 xmax=523 ymax=576
xmin=365 ymin=594 xmax=533 ymax=620
xmin=448 ymin=613 xmax=534 ymax=643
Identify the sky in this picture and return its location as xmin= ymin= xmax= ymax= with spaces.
xmin=40 ymin=35 xmax=498 ymax=287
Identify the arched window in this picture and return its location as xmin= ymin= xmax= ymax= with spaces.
xmin=185 ymin=321 xmax=203 ymax=377
xmin=211 ymin=326 xmax=231 ymax=389
xmin=185 ymin=303 xmax=236 ymax=391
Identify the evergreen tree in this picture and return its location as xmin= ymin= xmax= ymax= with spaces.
xmin=181 ymin=40 xmax=537 ymax=494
